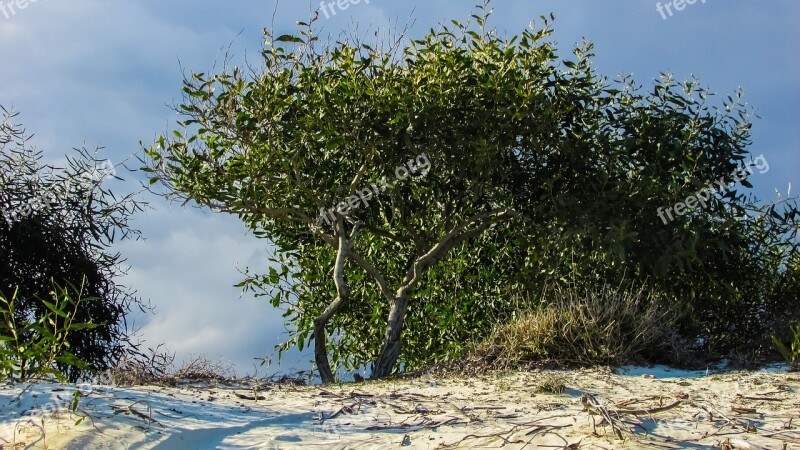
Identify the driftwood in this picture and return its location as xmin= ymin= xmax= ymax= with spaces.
xmin=234 ymin=392 xmax=266 ymax=401
xmin=720 ymin=439 xmax=770 ymax=450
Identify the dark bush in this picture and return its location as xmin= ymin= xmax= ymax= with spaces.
xmin=0 ymin=107 xmax=146 ymax=381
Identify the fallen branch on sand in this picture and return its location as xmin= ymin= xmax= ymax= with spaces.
xmin=720 ymin=438 xmax=770 ymax=450
xmin=581 ymin=393 xmax=683 ymax=440
xmin=111 ymin=401 xmax=163 ymax=429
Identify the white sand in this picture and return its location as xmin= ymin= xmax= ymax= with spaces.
xmin=1 ymin=366 xmax=798 ymax=449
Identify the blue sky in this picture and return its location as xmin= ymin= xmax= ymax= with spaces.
xmin=1 ymin=0 xmax=798 ymax=376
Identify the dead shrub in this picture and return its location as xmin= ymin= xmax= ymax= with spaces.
xmin=101 ymin=345 xmax=234 ymax=386
xmin=534 ymin=373 xmax=567 ymax=394
xmin=173 ymin=355 xmax=234 ymax=382
xmin=104 ymin=345 xmax=175 ymax=386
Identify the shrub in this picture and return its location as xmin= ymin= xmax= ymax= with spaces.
xmin=0 ymin=279 xmax=99 ymax=382
xmin=476 ymin=282 xmax=685 ymax=368
xmin=102 ymin=347 xmax=235 ymax=386
xmin=1 ymin=106 xmax=146 ymax=381
xmin=103 ymin=345 xmax=175 ymax=386
xmin=534 ymin=373 xmax=567 ymax=394
xmin=173 ymin=355 xmax=235 ymax=383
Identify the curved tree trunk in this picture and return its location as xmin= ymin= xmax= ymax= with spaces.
xmin=371 ymin=293 xmax=409 ymax=379
xmin=313 ymin=318 xmax=336 ymax=384
xmin=314 ymin=226 xmax=351 ymax=384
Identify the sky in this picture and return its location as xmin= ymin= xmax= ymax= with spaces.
xmin=1 ymin=0 xmax=798 ymax=377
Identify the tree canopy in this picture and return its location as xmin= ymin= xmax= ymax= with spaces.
xmin=146 ymin=5 xmax=798 ymax=382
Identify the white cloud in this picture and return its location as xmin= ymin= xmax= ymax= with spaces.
xmin=114 ymin=203 xmax=308 ymax=375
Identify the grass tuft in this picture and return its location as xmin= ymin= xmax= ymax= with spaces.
xmin=475 ymin=282 xmax=686 ymax=369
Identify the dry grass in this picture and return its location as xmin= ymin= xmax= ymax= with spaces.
xmin=475 ymin=282 xmax=686 ymax=369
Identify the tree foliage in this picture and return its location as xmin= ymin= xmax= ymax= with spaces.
xmin=146 ymin=3 xmax=799 ymax=380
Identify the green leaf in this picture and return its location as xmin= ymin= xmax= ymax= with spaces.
xmin=275 ymin=34 xmax=303 ymax=44
xmin=70 ymin=391 xmax=81 ymax=411
xmin=772 ymin=336 xmax=792 ymax=363
xmin=40 ymin=300 xmax=69 ymax=318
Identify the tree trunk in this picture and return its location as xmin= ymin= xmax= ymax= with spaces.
xmin=313 ymin=226 xmax=351 ymax=384
xmin=371 ymin=293 xmax=410 ymax=379
xmin=313 ymin=318 xmax=335 ymax=384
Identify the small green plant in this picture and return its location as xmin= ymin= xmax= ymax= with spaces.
xmin=771 ymin=322 xmax=800 ymax=371
xmin=535 ymin=373 xmax=567 ymax=395
xmin=0 ymin=278 xmax=100 ymax=382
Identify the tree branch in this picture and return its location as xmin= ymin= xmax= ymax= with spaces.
xmin=312 ymin=226 xmax=395 ymax=304
xmin=363 ymin=224 xmax=410 ymax=243
xmin=400 ymin=208 xmax=517 ymax=293
xmin=316 ymin=223 xmax=351 ymax=325
xmin=348 ymin=161 xmax=370 ymax=195
xmin=313 ymin=220 xmax=351 ymax=383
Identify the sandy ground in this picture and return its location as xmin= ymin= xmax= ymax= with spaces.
xmin=0 ymin=366 xmax=798 ymax=449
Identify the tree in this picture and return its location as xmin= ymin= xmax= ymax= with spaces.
xmin=0 ymin=107 xmax=146 ymax=381
xmin=145 ymin=4 xmax=798 ymax=382
xmin=144 ymin=4 xmax=625 ymax=382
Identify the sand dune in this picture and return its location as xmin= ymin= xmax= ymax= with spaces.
xmin=1 ymin=366 xmax=798 ymax=449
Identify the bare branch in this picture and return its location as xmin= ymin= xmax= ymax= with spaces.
xmin=316 ymin=223 xmax=351 ymax=325
xmin=313 ymin=230 xmax=395 ymax=304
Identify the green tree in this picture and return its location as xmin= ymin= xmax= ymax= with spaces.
xmin=145 ymin=6 xmax=614 ymax=381
xmin=145 ymin=4 xmax=798 ymax=381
